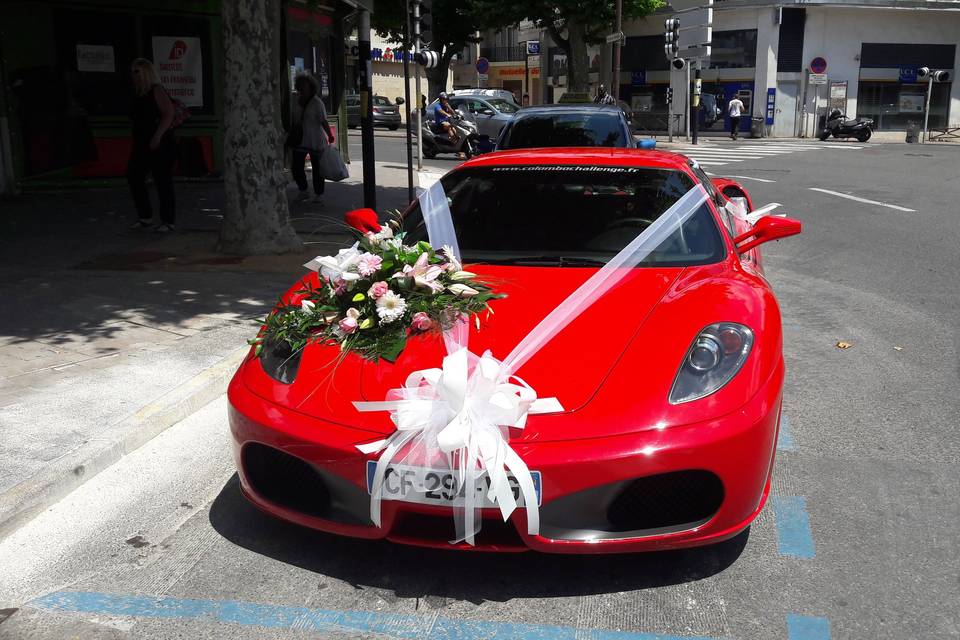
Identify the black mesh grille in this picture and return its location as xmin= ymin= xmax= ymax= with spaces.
xmin=242 ymin=443 xmax=330 ymax=518
xmin=606 ymin=470 xmax=723 ymax=531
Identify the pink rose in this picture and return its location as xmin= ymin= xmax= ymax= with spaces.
xmin=410 ymin=312 xmax=433 ymax=332
xmin=338 ymin=307 xmax=361 ymax=334
xmin=368 ymin=281 xmax=389 ymax=299
xmin=357 ymin=252 xmax=383 ymax=277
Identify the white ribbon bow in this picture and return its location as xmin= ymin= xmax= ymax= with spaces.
xmin=354 ymin=347 xmax=563 ymax=545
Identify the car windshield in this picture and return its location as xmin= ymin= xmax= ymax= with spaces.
xmin=488 ymin=99 xmax=519 ymax=113
xmin=374 ymin=96 xmax=391 ymax=106
xmin=499 ymin=113 xmax=627 ymax=149
xmin=402 ymin=166 xmax=723 ymax=266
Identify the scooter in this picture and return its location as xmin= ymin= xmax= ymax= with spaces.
xmin=422 ymin=111 xmax=479 ymax=159
xmin=819 ymin=109 xmax=874 ymax=142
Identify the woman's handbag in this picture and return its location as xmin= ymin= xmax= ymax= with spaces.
xmin=319 ymin=144 xmax=349 ymax=182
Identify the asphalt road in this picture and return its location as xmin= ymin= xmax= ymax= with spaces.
xmin=1 ymin=140 xmax=959 ymax=640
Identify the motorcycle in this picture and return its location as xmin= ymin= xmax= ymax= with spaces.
xmin=820 ymin=109 xmax=874 ymax=142
xmin=422 ymin=111 xmax=479 ymax=159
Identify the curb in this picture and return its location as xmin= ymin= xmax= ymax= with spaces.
xmin=0 ymin=346 xmax=248 ymax=541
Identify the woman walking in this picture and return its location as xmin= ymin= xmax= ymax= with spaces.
xmin=127 ymin=58 xmax=177 ymax=232
xmin=290 ymin=74 xmax=335 ymax=204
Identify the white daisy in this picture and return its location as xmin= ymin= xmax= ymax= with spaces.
xmin=375 ymin=291 xmax=407 ymax=324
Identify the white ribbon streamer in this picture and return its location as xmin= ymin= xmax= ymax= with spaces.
xmin=356 ymin=182 xmax=709 ymax=545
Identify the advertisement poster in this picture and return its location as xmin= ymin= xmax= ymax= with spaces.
xmin=76 ymin=44 xmax=115 ymax=73
xmin=151 ymin=36 xmax=203 ymax=107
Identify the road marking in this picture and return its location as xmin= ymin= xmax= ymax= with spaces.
xmin=808 ymin=187 xmax=916 ymax=212
xmin=722 ymin=175 xmax=777 ymax=183
xmin=818 ymin=145 xmax=863 ymax=149
xmin=777 ymin=414 xmax=795 ymax=451
xmin=771 ymin=496 xmax=816 ymax=559
xmin=787 ymin=615 xmax=831 ymax=640
xmin=690 ymin=161 xmax=730 ymax=166
xmin=29 ymin=591 xmax=724 ymax=640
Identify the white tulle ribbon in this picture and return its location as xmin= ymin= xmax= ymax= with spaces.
xmin=355 ymin=182 xmax=709 ymax=545
xmin=727 ymin=198 xmax=784 ymax=226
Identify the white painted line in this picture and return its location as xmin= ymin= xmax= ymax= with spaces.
xmin=808 ymin=187 xmax=915 ymax=212
xmin=724 ymin=175 xmax=777 ymax=183
xmin=676 ymin=149 xmax=776 ymax=156
xmin=691 ymin=161 xmax=730 ymax=166
xmin=818 ymin=145 xmax=864 ymax=149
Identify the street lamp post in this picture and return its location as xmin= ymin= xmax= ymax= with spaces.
xmin=612 ymin=0 xmax=623 ymax=101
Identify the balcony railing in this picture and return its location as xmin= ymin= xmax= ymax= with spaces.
xmin=479 ymin=45 xmax=527 ymax=62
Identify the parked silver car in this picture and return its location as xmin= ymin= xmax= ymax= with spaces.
xmin=426 ymin=94 xmax=518 ymax=140
xmin=346 ymin=94 xmax=402 ymax=130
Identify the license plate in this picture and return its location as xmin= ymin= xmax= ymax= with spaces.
xmin=366 ymin=460 xmax=541 ymax=507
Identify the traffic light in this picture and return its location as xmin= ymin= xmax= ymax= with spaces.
xmin=416 ymin=50 xmax=440 ymax=68
xmin=917 ymin=67 xmax=951 ymax=82
xmin=666 ymin=87 xmax=674 ymax=105
xmin=664 ymin=18 xmax=680 ymax=58
xmin=671 ymin=57 xmax=687 ymax=71
xmin=418 ymin=0 xmax=433 ymax=48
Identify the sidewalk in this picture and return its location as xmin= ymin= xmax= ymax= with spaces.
xmin=0 ymin=160 xmax=419 ymax=537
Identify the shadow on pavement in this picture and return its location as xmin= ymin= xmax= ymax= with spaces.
xmin=209 ymin=474 xmax=748 ymax=603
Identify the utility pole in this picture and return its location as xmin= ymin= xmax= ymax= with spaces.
xmin=413 ymin=0 xmax=423 ymax=170
xmin=612 ymin=0 xmax=623 ymax=101
xmin=358 ymin=10 xmax=376 ymax=208
xmin=402 ymin=0 xmax=414 ymax=202
xmin=922 ymin=74 xmax=933 ymax=143
xmin=691 ymin=62 xmax=701 ymax=145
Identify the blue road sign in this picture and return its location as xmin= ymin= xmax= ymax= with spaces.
xmin=475 ymin=57 xmax=489 ymax=74
xmin=631 ymin=71 xmax=646 ymax=87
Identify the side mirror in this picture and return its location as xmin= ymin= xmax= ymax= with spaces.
xmin=734 ymin=216 xmax=802 ymax=253
xmin=344 ymin=208 xmax=381 ymax=233
xmin=395 ymin=97 xmax=405 ymax=105
xmin=479 ymin=108 xmax=495 ymax=116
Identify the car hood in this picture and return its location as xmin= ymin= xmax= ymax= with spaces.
xmin=242 ymin=265 xmax=682 ymax=435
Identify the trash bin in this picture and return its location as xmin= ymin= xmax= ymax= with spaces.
xmin=750 ymin=116 xmax=765 ymax=138
xmin=905 ymin=122 xmax=919 ymax=143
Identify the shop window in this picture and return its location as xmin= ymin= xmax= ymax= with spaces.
xmin=857 ymin=81 xmax=951 ymax=130
xmin=708 ymin=30 xmax=757 ymax=70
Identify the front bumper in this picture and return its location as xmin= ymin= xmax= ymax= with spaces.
xmin=227 ymin=359 xmax=783 ymax=554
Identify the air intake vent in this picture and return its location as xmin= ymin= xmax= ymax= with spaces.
xmin=606 ymin=470 xmax=723 ymax=531
xmin=242 ymin=443 xmax=330 ymax=517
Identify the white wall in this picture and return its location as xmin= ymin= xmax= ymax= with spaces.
xmin=801 ymin=6 xmax=960 ymax=127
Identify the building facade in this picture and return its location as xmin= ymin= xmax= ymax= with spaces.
xmin=0 ymin=0 xmax=356 ymax=194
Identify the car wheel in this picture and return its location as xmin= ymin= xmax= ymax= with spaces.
xmin=389 ymin=125 xmax=399 ymax=131
xmin=818 ymin=130 xmax=830 ymax=141
xmin=856 ymin=129 xmax=872 ymax=142
xmin=423 ymin=147 xmax=437 ymax=159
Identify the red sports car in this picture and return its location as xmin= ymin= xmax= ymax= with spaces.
xmin=228 ymin=148 xmax=801 ymax=553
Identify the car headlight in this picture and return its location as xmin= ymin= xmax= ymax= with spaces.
xmin=669 ymin=322 xmax=754 ymax=404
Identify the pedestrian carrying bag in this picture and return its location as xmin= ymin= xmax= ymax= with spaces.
xmin=319 ymin=144 xmax=349 ymax=182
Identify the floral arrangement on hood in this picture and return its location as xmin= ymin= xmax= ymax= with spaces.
xmin=251 ymin=220 xmax=501 ymax=362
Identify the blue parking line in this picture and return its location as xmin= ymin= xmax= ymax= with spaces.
xmin=771 ymin=496 xmax=816 ymax=558
xmin=30 ymin=591 xmax=723 ymax=640
xmin=786 ymin=615 xmax=830 ymax=640
xmin=776 ymin=414 xmax=795 ymax=451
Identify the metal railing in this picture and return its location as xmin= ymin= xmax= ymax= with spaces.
xmin=479 ymin=45 xmax=527 ymax=62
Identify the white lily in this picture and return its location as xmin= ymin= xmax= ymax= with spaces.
xmin=300 ymin=300 xmax=316 ymax=314
xmin=449 ymin=270 xmax=477 ymax=282
xmin=447 ymin=283 xmax=479 ymax=297
xmin=303 ymin=243 xmax=363 ymax=282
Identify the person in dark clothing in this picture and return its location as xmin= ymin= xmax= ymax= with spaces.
xmin=127 ymin=58 xmax=177 ymax=232
xmin=290 ymin=74 xmax=335 ymax=203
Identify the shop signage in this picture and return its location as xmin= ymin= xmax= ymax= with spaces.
xmin=498 ymin=66 xmax=540 ymax=77
xmin=152 ymin=36 xmax=203 ymax=107
xmin=766 ymin=87 xmax=776 ymax=125
xmin=808 ymin=73 xmax=827 ymax=85
xmin=810 ymin=57 xmax=827 ymax=74
xmin=631 ymin=71 xmax=646 ymax=87
xmin=899 ymin=66 xmax=918 ymax=83
xmin=526 ymin=41 xmax=540 ymax=56
xmin=76 ymin=44 xmax=115 ymax=73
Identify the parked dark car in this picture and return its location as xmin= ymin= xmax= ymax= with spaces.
xmin=495 ymin=104 xmax=635 ymax=150
xmin=346 ymin=94 xmax=402 ymax=130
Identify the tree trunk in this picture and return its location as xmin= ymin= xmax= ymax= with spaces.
xmin=566 ymin=22 xmax=590 ymax=94
xmin=219 ymin=0 xmax=302 ymax=255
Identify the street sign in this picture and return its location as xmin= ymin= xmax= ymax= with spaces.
xmin=475 ymin=57 xmax=489 ymax=74
xmin=681 ymin=7 xmax=713 ymax=25
xmin=766 ymin=87 xmax=776 ymax=125
xmin=478 ymin=73 xmax=488 ymax=82
xmin=809 ymin=73 xmax=827 ymax=85
xmin=526 ymin=41 xmax=540 ymax=55
xmin=810 ymin=57 xmax=827 ymax=74
xmin=631 ymin=71 xmax=646 ymax=86
xmin=899 ymin=66 xmax=918 ymax=82
xmin=605 ymin=31 xmax=625 ymax=44
xmin=681 ymin=45 xmax=711 ymax=60
xmin=679 ymin=25 xmax=712 ymax=50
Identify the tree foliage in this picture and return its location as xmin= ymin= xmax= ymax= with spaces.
xmin=371 ymin=0 xmax=503 ymax=99
xmin=471 ymin=0 xmax=663 ymax=92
